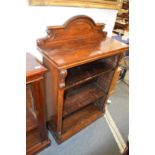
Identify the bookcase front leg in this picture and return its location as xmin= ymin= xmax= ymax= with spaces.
xmin=57 ymin=69 xmax=68 ymax=136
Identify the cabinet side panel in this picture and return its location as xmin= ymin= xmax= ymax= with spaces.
xmin=43 ymin=57 xmax=58 ymax=125
xmin=96 ymin=54 xmax=122 ymax=109
xmin=109 ymin=67 xmax=121 ymax=96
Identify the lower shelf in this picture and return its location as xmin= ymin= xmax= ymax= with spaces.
xmin=63 ymin=82 xmax=104 ymax=117
xmin=65 ymin=60 xmax=113 ymax=90
xmin=51 ymin=104 xmax=103 ymax=143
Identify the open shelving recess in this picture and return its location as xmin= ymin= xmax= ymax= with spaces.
xmin=65 ymin=59 xmax=114 ymax=90
xmin=60 ymin=59 xmax=115 ymax=140
xmin=61 ymin=104 xmax=103 ymax=140
xmin=63 ymin=81 xmax=105 ymax=117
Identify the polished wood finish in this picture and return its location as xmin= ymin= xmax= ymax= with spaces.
xmin=37 ymin=16 xmax=128 ymax=69
xmin=26 ymin=53 xmax=47 ymax=84
xmin=26 ymin=53 xmax=50 ymax=155
xmin=29 ymin=0 xmax=123 ymax=10
xmin=37 ymin=15 xmax=129 ymax=143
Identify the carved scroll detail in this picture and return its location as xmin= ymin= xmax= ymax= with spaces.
xmin=59 ymin=69 xmax=68 ymax=89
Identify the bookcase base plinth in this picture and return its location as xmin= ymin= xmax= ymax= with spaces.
xmin=48 ymin=104 xmax=104 ymax=144
xmin=27 ymin=139 xmax=50 ymax=155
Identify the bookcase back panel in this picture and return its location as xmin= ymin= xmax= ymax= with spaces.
xmin=37 ymin=15 xmax=107 ymax=50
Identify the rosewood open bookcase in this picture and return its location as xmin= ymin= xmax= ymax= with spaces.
xmin=37 ymin=15 xmax=128 ymax=143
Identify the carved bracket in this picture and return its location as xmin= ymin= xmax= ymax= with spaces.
xmin=59 ymin=69 xmax=68 ymax=89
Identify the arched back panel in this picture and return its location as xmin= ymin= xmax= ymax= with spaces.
xmin=37 ymin=15 xmax=107 ymax=50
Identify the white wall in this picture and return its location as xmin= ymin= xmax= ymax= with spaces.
xmin=25 ymin=5 xmax=117 ymax=60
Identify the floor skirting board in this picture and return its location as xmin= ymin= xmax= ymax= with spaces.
xmin=105 ymin=105 xmax=127 ymax=154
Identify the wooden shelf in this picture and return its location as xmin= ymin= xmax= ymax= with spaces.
xmin=61 ymin=104 xmax=103 ymax=142
xmin=26 ymin=109 xmax=38 ymax=132
xmin=65 ymin=60 xmax=113 ymax=90
xmin=63 ymin=82 xmax=104 ymax=117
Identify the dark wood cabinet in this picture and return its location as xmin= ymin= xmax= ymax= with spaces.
xmin=26 ymin=53 xmax=50 ymax=154
xmin=37 ymin=15 xmax=129 ymax=143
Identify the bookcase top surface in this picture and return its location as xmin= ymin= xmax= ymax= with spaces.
xmin=39 ymin=37 xmax=128 ymax=69
xmin=37 ymin=15 xmax=129 ymax=69
xmin=26 ymin=53 xmax=47 ymax=78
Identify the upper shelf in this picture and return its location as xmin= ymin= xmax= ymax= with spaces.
xmin=65 ymin=60 xmax=113 ymax=90
xmin=37 ymin=15 xmax=129 ymax=69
